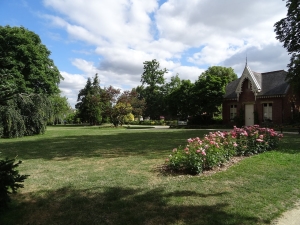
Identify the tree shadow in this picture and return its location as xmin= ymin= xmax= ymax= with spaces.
xmin=276 ymin=133 xmax=300 ymax=154
xmin=1 ymin=130 xmax=206 ymax=160
xmin=1 ymin=186 xmax=264 ymax=225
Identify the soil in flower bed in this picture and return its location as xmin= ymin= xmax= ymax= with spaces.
xmin=157 ymin=156 xmax=247 ymax=176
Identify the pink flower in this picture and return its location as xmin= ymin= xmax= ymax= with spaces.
xmin=173 ymin=148 xmax=177 ymax=152
xmin=233 ymin=142 xmax=238 ymax=147
xmin=256 ymin=139 xmax=263 ymax=142
xmin=259 ymin=135 xmax=264 ymax=139
xmin=201 ymin=150 xmax=206 ymax=156
xmin=184 ymin=147 xmax=189 ymax=151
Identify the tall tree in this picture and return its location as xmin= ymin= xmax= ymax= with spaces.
xmin=139 ymin=59 xmax=168 ymax=119
xmin=274 ymin=0 xmax=300 ymax=90
xmin=0 ymin=26 xmax=62 ymax=95
xmin=167 ymin=79 xmax=194 ymax=120
xmin=191 ymin=66 xmax=237 ymax=122
xmin=0 ymin=26 xmax=62 ymax=138
xmin=76 ymin=74 xmax=102 ymax=125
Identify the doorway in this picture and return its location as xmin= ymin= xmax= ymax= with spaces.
xmin=245 ymin=104 xmax=254 ymax=126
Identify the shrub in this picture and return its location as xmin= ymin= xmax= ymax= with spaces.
xmin=0 ymin=157 xmax=29 ymax=210
xmin=231 ymin=125 xmax=283 ymax=155
xmin=166 ymin=125 xmax=283 ymax=175
xmin=166 ymin=131 xmax=237 ymax=174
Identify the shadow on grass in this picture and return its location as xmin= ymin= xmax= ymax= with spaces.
xmin=1 ymin=130 xmax=206 ymax=160
xmin=1 ymin=186 xmax=263 ymax=225
xmin=276 ymin=133 xmax=300 ymax=154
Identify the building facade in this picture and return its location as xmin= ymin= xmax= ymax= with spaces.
xmin=223 ymin=64 xmax=300 ymax=126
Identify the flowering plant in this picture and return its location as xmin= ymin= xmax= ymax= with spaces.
xmin=166 ymin=125 xmax=283 ymax=175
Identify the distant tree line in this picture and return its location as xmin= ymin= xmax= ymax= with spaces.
xmin=73 ymin=59 xmax=238 ymax=126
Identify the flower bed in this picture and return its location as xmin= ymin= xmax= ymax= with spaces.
xmin=165 ymin=125 xmax=283 ymax=175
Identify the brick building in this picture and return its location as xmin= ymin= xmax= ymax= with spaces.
xmin=222 ymin=64 xmax=300 ymax=126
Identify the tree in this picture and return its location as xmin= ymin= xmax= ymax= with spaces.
xmin=190 ymin=66 xmax=237 ymax=123
xmin=110 ymin=102 xmax=133 ymax=127
xmin=100 ymin=85 xmax=121 ymax=124
xmin=0 ymin=93 xmax=52 ymax=138
xmin=0 ymin=26 xmax=62 ymax=95
xmin=76 ymin=74 xmax=103 ymax=125
xmin=118 ymin=89 xmax=146 ymax=121
xmin=0 ymin=26 xmax=63 ymax=138
xmin=49 ymin=95 xmax=71 ymax=125
xmin=141 ymin=59 xmax=167 ymax=88
xmin=274 ymin=0 xmax=300 ymax=90
xmin=0 ymin=157 xmax=29 ymax=209
xmin=167 ymin=79 xmax=194 ymax=120
xmin=139 ymin=59 xmax=168 ymax=119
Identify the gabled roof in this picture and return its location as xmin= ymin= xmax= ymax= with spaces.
xmin=224 ymin=65 xmax=289 ymax=99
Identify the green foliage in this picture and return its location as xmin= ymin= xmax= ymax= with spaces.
xmin=110 ymin=102 xmax=132 ymax=127
xmin=0 ymin=26 xmax=62 ymax=95
xmin=76 ymin=74 xmax=103 ymax=125
xmin=139 ymin=59 xmax=168 ymax=119
xmin=0 ymin=26 xmax=63 ymax=138
xmin=191 ymin=66 xmax=238 ymax=118
xmin=0 ymin=94 xmax=51 ymax=138
xmin=0 ymin=157 xmax=29 ymax=209
xmin=232 ymin=125 xmax=283 ymax=155
xmin=49 ymin=95 xmax=71 ymax=125
xmin=166 ymin=79 xmax=194 ymax=120
xmin=167 ymin=131 xmax=236 ymax=174
xmin=166 ymin=125 xmax=283 ymax=174
xmin=274 ymin=0 xmax=300 ymax=90
xmin=141 ymin=59 xmax=167 ymax=88
xmin=118 ymin=89 xmax=146 ymax=121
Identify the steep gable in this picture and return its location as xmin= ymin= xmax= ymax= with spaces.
xmin=235 ymin=65 xmax=261 ymax=100
xmin=224 ymin=65 xmax=289 ymax=100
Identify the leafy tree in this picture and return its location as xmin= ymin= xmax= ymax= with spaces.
xmin=118 ymin=89 xmax=146 ymax=121
xmin=100 ymin=85 xmax=121 ymax=124
xmin=76 ymin=74 xmax=103 ymax=125
xmin=110 ymin=102 xmax=133 ymax=127
xmin=190 ymin=66 xmax=237 ymax=122
xmin=49 ymin=95 xmax=71 ymax=125
xmin=139 ymin=59 xmax=168 ymax=119
xmin=0 ymin=157 xmax=29 ymax=209
xmin=0 ymin=26 xmax=62 ymax=95
xmin=274 ymin=0 xmax=300 ymax=90
xmin=167 ymin=79 xmax=194 ymax=120
xmin=0 ymin=93 xmax=52 ymax=138
xmin=0 ymin=26 xmax=62 ymax=138
xmin=141 ymin=59 xmax=167 ymax=87
xmin=200 ymin=66 xmax=237 ymax=84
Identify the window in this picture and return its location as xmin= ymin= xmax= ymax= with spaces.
xmin=263 ymin=103 xmax=272 ymax=121
xmin=230 ymin=105 xmax=237 ymax=120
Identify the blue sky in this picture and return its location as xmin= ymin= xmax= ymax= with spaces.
xmin=0 ymin=0 xmax=289 ymax=108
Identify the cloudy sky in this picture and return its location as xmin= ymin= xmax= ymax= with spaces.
xmin=1 ymin=0 xmax=289 ymax=108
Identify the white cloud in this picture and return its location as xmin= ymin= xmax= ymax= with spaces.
xmin=40 ymin=0 xmax=289 ymax=108
xmin=59 ymin=71 xmax=88 ymax=107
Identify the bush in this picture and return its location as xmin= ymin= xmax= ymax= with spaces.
xmin=231 ymin=125 xmax=283 ymax=155
xmin=0 ymin=157 xmax=29 ymax=209
xmin=165 ymin=125 xmax=283 ymax=175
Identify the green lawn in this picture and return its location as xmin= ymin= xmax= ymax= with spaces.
xmin=1 ymin=126 xmax=300 ymax=225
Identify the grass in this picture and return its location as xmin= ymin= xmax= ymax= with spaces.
xmin=0 ymin=126 xmax=300 ymax=225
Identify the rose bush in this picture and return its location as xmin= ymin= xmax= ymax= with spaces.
xmin=166 ymin=125 xmax=283 ymax=175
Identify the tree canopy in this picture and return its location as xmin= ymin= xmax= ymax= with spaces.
xmin=76 ymin=74 xmax=103 ymax=125
xmin=0 ymin=26 xmax=63 ymax=138
xmin=0 ymin=26 xmax=62 ymax=95
xmin=274 ymin=0 xmax=300 ymax=89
